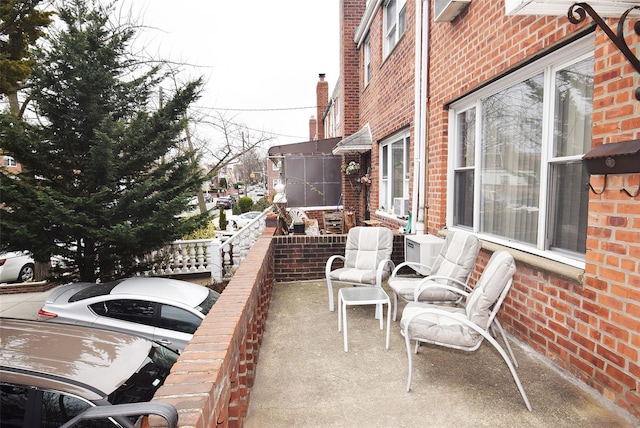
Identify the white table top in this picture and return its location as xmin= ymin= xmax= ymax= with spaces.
xmin=339 ymin=287 xmax=389 ymax=303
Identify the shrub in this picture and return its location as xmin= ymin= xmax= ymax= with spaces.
xmin=218 ymin=207 xmax=227 ymax=230
xmin=238 ymin=196 xmax=253 ymax=213
xmin=182 ymin=221 xmax=216 ymax=240
xmin=253 ymin=197 xmax=270 ymax=211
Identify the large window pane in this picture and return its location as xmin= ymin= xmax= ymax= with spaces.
xmin=457 ymin=109 xmax=475 ymax=168
xmin=481 ymin=74 xmax=543 ymax=244
xmin=454 ymin=170 xmax=474 ymax=227
xmin=554 ymin=57 xmax=593 ymax=157
xmin=392 ymin=141 xmax=404 ymax=199
xmin=549 ymin=57 xmax=592 ymax=254
xmin=549 ymin=162 xmax=588 ymax=253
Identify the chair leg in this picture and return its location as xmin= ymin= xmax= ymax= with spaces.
xmin=480 ymin=328 xmax=532 ymax=411
xmin=492 ymin=320 xmax=518 ymax=367
xmin=393 ymin=292 xmax=398 ymax=321
xmin=327 ymin=279 xmax=334 ymax=312
xmin=405 ymin=330 xmax=414 ymax=391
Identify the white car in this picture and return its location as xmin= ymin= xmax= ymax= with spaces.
xmin=37 ymin=277 xmax=220 ymax=353
xmin=227 ymin=211 xmax=262 ymax=229
xmin=0 ymin=251 xmax=35 ymax=283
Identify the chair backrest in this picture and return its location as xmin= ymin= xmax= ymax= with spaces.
xmin=430 ymin=231 xmax=481 ymax=284
xmin=288 ymin=208 xmax=309 ymax=224
xmin=465 ymin=251 xmax=516 ymax=329
xmin=344 ymin=227 xmax=394 ymax=271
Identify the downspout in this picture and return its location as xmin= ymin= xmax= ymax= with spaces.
xmin=411 ymin=0 xmax=430 ymax=235
xmin=420 ymin=0 xmax=430 ymax=234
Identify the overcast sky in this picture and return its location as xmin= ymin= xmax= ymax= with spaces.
xmin=120 ymin=0 xmax=340 ymax=150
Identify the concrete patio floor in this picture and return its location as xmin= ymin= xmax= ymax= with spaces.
xmin=244 ymin=280 xmax=638 ymax=428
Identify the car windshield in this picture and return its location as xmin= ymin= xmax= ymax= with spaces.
xmin=108 ymin=343 xmax=178 ymax=405
xmin=69 ymin=280 xmax=124 ymax=302
xmin=196 ymin=289 xmax=220 ymax=316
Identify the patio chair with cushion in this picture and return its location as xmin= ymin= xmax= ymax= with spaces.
xmin=400 ymin=250 xmax=532 ymax=411
xmin=389 ymin=231 xmax=481 ymax=321
xmin=325 ymin=226 xmax=395 ymax=314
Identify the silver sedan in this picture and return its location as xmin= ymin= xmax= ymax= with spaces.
xmin=37 ymin=277 xmax=220 ymax=353
xmin=0 ymin=251 xmax=35 ymax=283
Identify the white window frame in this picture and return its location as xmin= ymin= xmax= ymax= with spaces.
xmin=446 ymin=36 xmax=594 ymax=268
xmin=364 ymin=35 xmax=371 ymax=85
xmin=383 ymin=0 xmax=407 ymax=58
xmin=378 ymin=129 xmax=410 ymax=215
xmin=3 ymin=156 xmax=17 ymax=167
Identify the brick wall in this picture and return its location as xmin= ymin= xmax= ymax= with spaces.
xmin=426 ymin=1 xmax=640 ymax=417
xmin=339 ymin=0 xmax=365 ymax=137
xmin=0 ymin=280 xmax=57 ymax=295
xmin=273 ymin=231 xmax=405 ymax=282
xmin=148 ymin=226 xmax=404 ymax=427
xmin=150 ymin=229 xmax=275 ymax=427
xmin=582 ymin=17 xmax=640 ymax=414
xmin=356 ymin=0 xmax=416 ymax=224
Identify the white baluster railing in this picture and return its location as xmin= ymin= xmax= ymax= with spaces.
xmin=145 ymin=208 xmax=269 ymax=282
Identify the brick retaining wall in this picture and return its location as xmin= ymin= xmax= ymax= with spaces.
xmin=273 ymin=232 xmax=405 ymax=282
xmin=148 ymin=228 xmax=404 ymax=427
xmin=149 ymin=228 xmax=275 ymax=427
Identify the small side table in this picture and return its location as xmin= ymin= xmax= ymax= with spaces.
xmin=338 ymin=287 xmax=391 ymax=352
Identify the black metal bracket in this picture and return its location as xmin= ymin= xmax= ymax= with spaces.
xmin=586 ymin=176 xmax=607 ymax=195
xmin=568 ymin=3 xmax=640 ymax=101
xmin=621 ymin=184 xmax=640 ymax=197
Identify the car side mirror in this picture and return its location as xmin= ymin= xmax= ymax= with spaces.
xmin=59 ymin=402 xmax=178 ymax=428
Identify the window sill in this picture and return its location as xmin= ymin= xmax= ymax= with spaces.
xmin=439 ymin=230 xmax=585 ymax=285
xmin=375 ymin=210 xmax=409 ymax=223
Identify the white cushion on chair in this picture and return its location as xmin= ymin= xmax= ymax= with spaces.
xmin=391 ymin=278 xmax=458 ymax=301
xmin=344 ymin=227 xmax=394 ymax=272
xmin=465 ymin=251 xmax=516 ymax=329
xmin=389 ymin=231 xmax=481 ymax=304
xmin=329 ymin=268 xmax=378 ymax=285
xmin=401 ymin=302 xmax=480 ymax=347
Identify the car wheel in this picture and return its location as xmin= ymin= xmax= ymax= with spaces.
xmin=18 ymin=263 xmax=35 ymax=282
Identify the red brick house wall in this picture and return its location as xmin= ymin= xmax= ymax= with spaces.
xmin=339 ymin=0 xmax=417 ymax=228
xmin=339 ymin=0 xmax=365 ymax=138
xmin=426 ymin=1 xmax=640 ymax=418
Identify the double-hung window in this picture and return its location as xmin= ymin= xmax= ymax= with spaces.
xmin=449 ymin=37 xmax=593 ymax=265
xmin=383 ymin=0 xmax=406 ymax=58
xmin=379 ymin=130 xmax=410 ymax=215
xmin=364 ymin=35 xmax=371 ymax=85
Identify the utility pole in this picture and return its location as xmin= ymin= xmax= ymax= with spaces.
xmin=241 ymin=131 xmax=246 ymax=196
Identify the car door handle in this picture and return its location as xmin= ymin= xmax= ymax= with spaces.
xmin=157 ymin=339 xmax=172 ymax=345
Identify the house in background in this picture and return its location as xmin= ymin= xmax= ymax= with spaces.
xmin=334 ymin=0 xmax=640 ymax=419
xmin=266 ymin=75 xmax=343 ymax=209
xmin=2 ymin=154 xmax=21 ymax=173
xmin=267 ymin=137 xmax=342 ymax=208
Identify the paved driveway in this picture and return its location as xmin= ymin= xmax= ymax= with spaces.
xmin=0 ymin=286 xmax=59 ymax=319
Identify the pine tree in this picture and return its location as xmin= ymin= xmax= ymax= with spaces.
xmin=0 ymin=0 xmax=210 ymax=282
xmin=0 ymin=0 xmax=53 ymax=117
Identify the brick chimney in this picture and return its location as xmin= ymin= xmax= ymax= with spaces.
xmin=309 ymin=116 xmax=318 ymax=140
xmin=316 ymin=73 xmax=328 ymax=140
xmin=339 ymin=0 xmax=364 ymax=137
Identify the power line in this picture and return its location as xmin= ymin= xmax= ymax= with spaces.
xmin=196 ymin=105 xmax=318 ymax=112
